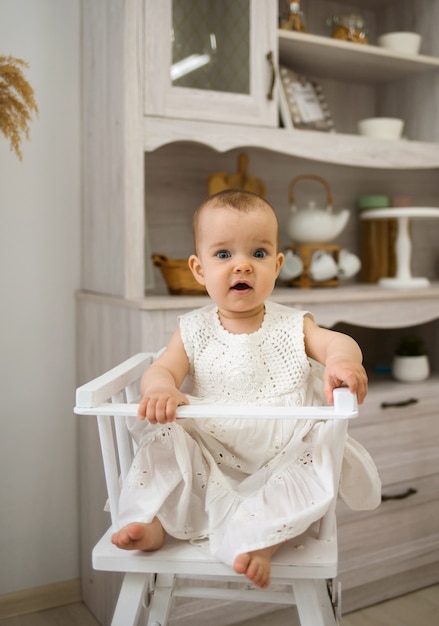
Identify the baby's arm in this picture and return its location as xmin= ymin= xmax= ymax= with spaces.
xmin=138 ymin=328 xmax=190 ymax=423
xmin=303 ymin=315 xmax=368 ymax=404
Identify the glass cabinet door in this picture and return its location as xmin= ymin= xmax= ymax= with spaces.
xmin=145 ymin=0 xmax=277 ymax=127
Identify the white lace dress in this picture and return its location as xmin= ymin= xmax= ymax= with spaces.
xmin=118 ymin=301 xmax=381 ymax=566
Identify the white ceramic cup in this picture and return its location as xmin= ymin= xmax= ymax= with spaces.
xmin=338 ymin=249 xmax=362 ymax=279
xmin=279 ymin=250 xmax=303 ymax=281
xmin=310 ymin=250 xmax=338 ymax=282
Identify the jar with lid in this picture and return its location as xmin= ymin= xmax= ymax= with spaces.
xmin=280 ymin=1 xmax=306 ymax=32
xmin=327 ymin=14 xmax=368 ymax=44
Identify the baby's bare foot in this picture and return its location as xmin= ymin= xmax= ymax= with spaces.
xmin=111 ymin=518 xmax=165 ymax=551
xmin=233 ymin=543 xmax=283 ymax=589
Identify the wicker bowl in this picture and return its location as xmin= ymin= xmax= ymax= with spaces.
xmin=152 ymin=254 xmax=207 ymax=295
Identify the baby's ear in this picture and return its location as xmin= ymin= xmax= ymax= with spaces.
xmin=276 ymin=252 xmax=285 ymax=276
xmin=188 ymin=255 xmax=205 ymax=285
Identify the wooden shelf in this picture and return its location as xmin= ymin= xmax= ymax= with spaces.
xmin=145 ymin=116 xmax=439 ymax=169
xmin=144 ymin=21 xmax=439 ymax=170
xmin=278 ymin=30 xmax=439 ymax=83
xmin=78 ymin=283 xmax=439 ymax=329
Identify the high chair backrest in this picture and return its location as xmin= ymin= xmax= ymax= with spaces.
xmin=75 ymin=352 xmax=358 ymax=540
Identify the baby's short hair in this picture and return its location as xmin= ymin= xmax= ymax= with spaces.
xmin=192 ymin=189 xmax=278 ymax=253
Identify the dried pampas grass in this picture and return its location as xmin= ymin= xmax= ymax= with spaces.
xmin=0 ymin=55 xmax=39 ymax=160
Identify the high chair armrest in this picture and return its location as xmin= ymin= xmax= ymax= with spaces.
xmin=75 ymin=353 xmax=156 ymax=408
xmin=74 ymin=387 xmax=358 ymax=420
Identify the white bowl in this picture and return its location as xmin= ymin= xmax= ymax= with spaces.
xmin=357 ymin=117 xmax=404 ymax=140
xmin=377 ymin=32 xmax=422 ymax=55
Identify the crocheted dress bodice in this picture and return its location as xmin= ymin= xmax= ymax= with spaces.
xmin=179 ymin=301 xmax=312 ymax=406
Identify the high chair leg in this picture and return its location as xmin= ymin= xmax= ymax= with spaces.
xmin=111 ymin=572 xmax=150 ymax=626
xmin=147 ymin=573 xmax=176 ymax=626
xmin=293 ymin=579 xmax=337 ymax=626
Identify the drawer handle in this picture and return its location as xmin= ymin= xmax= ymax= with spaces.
xmin=381 ymin=398 xmax=418 ymax=409
xmin=266 ymin=51 xmax=276 ymax=100
xmin=381 ymin=487 xmax=417 ymax=502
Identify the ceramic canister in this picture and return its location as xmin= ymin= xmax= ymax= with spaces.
xmin=358 ymin=195 xmax=396 ymax=283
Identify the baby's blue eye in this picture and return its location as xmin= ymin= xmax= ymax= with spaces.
xmin=254 ymin=249 xmax=267 ymax=258
xmin=216 ymin=250 xmax=230 ymax=259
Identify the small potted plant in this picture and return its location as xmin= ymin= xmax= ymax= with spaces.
xmin=0 ymin=55 xmax=38 ymax=160
xmin=392 ymin=335 xmax=430 ymax=383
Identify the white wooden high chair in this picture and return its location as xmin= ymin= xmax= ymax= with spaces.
xmin=74 ymin=352 xmax=359 ymax=626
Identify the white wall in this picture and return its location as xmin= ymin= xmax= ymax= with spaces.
xmin=0 ymin=0 xmax=80 ymax=594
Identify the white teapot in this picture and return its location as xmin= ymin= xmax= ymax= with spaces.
xmin=287 ymin=175 xmax=350 ymax=244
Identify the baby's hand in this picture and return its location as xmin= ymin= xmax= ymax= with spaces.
xmin=324 ymin=359 xmax=368 ymax=405
xmin=138 ymin=388 xmax=189 ymax=424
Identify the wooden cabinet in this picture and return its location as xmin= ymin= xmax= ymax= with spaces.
xmin=79 ymin=0 xmax=439 ymax=623
xmin=329 ymin=316 xmax=439 ymax=611
xmin=337 ymin=376 xmax=439 ymax=612
xmin=144 ymin=0 xmax=278 ymax=127
xmin=278 ymin=0 xmax=439 ymax=142
xmin=147 ymin=0 xmax=439 ymax=152
xmin=81 ymin=0 xmax=439 ymax=300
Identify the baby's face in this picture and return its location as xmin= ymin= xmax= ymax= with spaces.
xmin=189 ymin=204 xmax=284 ymax=316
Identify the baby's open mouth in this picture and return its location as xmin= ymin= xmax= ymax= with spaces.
xmin=232 ymin=282 xmax=252 ymax=291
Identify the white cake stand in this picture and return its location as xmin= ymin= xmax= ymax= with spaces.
xmin=360 ymin=207 xmax=439 ymax=288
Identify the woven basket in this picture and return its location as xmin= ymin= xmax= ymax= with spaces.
xmin=152 ymin=254 xmax=207 ymax=295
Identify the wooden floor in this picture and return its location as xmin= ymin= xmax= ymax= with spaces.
xmin=232 ymin=584 xmax=439 ymax=626
xmin=0 ymin=584 xmax=438 ymax=625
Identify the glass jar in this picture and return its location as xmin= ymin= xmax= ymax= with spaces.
xmin=280 ymin=1 xmax=306 ymax=32
xmin=327 ymin=14 xmax=368 ymax=44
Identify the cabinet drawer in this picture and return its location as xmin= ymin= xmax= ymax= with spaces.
xmin=337 ymin=473 xmax=439 ymax=590
xmin=348 ymin=379 xmax=439 ymax=485
xmin=358 ymin=378 xmax=438 ymax=427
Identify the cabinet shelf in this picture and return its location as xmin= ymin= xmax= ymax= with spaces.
xmin=145 ymin=115 xmax=439 ymax=169
xmin=79 ymin=283 xmax=439 ymax=330
xmin=278 ymin=30 xmax=439 ymax=83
